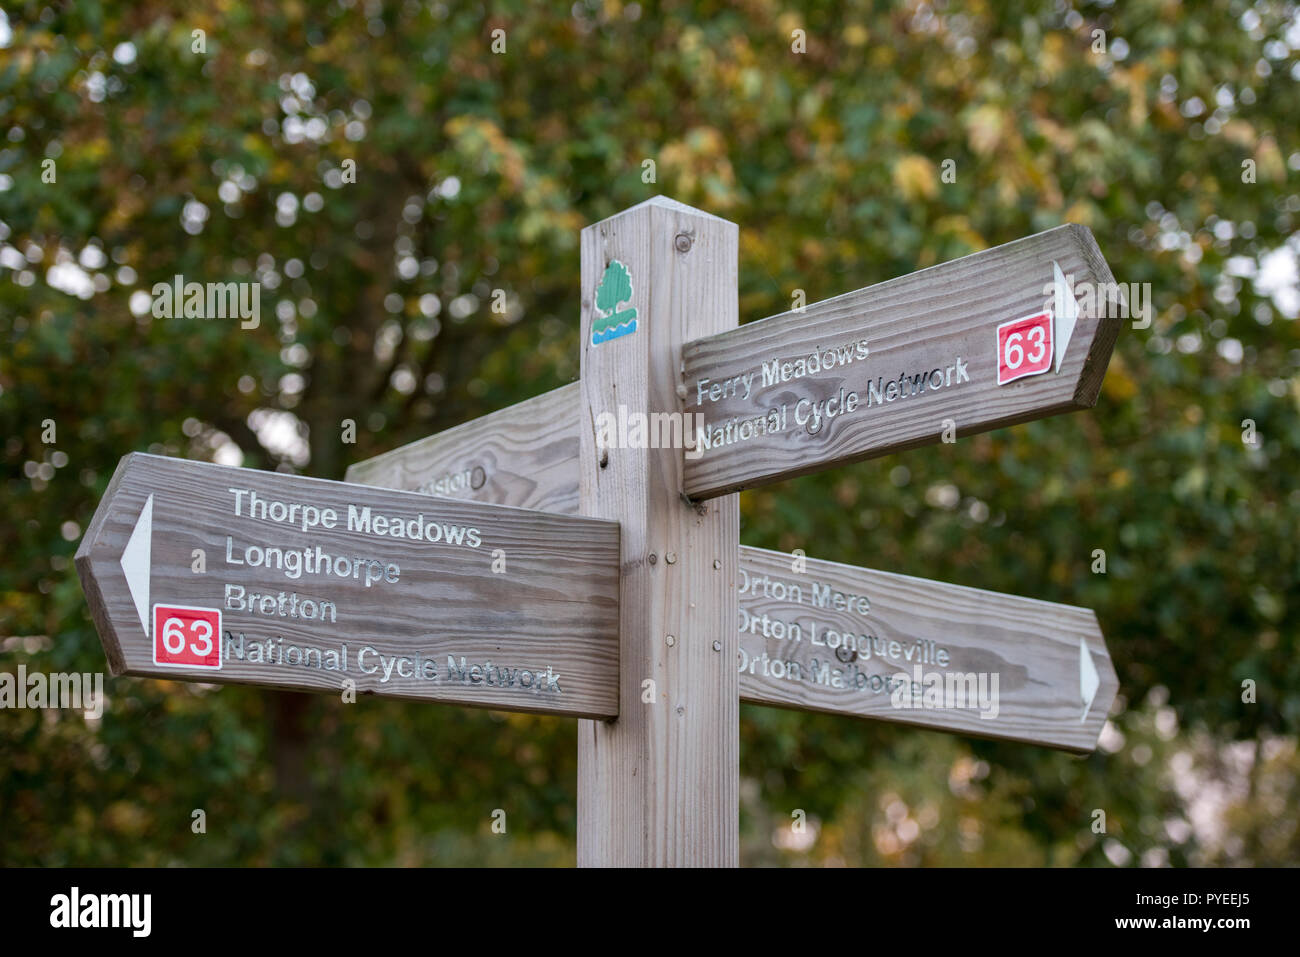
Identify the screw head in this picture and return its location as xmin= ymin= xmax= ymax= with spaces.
xmin=712 ymin=640 xmax=722 ymax=651
xmin=674 ymin=233 xmax=693 ymax=253
xmin=713 ymin=559 xmax=721 ymax=569
xmin=666 ymin=635 xmax=676 ymax=647
xmin=665 ymin=551 xmax=677 ymax=564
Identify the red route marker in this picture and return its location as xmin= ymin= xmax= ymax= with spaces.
xmin=152 ymin=603 xmax=222 ymax=669
xmin=996 ymin=311 xmax=1054 ymax=385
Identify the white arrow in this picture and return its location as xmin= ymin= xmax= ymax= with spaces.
xmin=1079 ymin=636 xmax=1100 ymax=722
xmin=120 ymin=494 xmax=153 ymax=635
xmin=1052 ymin=260 xmax=1078 ymax=374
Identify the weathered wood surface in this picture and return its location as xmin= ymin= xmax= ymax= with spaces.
xmin=349 ymin=384 xmax=582 ymax=511
xmin=736 ymin=547 xmax=1117 ymax=752
xmin=347 ymin=227 xmax=1120 ymax=508
xmin=576 ymin=197 xmax=741 ymax=866
xmin=679 ymin=224 xmax=1120 ymax=498
xmin=344 ymin=384 xmax=580 ymax=515
xmin=345 ymin=394 xmax=1118 ymax=751
xmin=75 ymin=453 xmax=620 ymax=718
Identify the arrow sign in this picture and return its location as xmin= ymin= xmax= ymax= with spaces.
xmin=120 ymin=492 xmax=153 ymax=632
xmin=347 ymin=405 xmax=1118 ymax=751
xmin=679 ymin=224 xmax=1120 ymax=499
xmin=1053 ymin=259 xmax=1079 ymax=375
xmin=1080 ymin=636 xmax=1101 ymax=722
xmin=736 ymin=547 xmax=1117 ymax=753
xmin=76 ymin=453 xmax=620 ymax=718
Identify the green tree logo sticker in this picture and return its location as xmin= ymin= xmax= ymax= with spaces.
xmin=592 ymin=260 xmax=638 ymax=344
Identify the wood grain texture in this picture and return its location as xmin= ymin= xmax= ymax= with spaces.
xmin=344 ymin=384 xmax=581 ymax=515
xmin=680 ymin=224 xmax=1121 ymax=498
xmin=346 ymin=401 xmax=1118 ymax=751
xmin=348 ymin=386 xmax=582 ymax=512
xmin=577 ymin=197 xmax=740 ymax=866
xmin=75 ymin=453 xmax=620 ymax=718
xmin=736 ymin=547 xmax=1118 ymax=752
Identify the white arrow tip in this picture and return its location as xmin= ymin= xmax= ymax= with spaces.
xmin=1080 ymin=636 xmax=1100 ymax=722
xmin=1053 ymin=260 xmax=1079 ymax=374
xmin=120 ymin=494 xmax=153 ymax=635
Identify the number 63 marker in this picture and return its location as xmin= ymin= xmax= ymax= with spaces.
xmin=997 ymin=311 xmax=1053 ymax=384
xmin=996 ymin=260 xmax=1080 ymax=386
xmin=153 ymin=603 xmax=222 ymax=669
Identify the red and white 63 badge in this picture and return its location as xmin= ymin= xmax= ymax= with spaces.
xmin=996 ymin=311 xmax=1054 ymax=385
xmin=152 ymin=604 xmax=222 ymax=669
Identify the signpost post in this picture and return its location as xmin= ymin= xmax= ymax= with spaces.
xmin=574 ymin=198 xmax=740 ymax=866
xmin=80 ymin=197 xmax=1124 ymax=866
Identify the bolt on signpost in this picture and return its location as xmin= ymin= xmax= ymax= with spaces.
xmin=81 ymin=197 xmax=1121 ymax=867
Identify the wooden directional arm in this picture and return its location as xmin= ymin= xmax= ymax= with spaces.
xmin=679 ymin=224 xmax=1121 ymax=498
xmin=77 ymin=453 xmax=621 ymax=719
xmin=736 ymin=546 xmax=1118 ymax=753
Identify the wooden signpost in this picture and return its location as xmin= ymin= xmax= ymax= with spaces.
xmin=346 ymin=385 xmax=582 ymax=515
xmin=346 ymin=387 xmax=1119 ymax=753
xmin=345 ymin=383 xmax=581 ymax=513
xmin=76 ymin=453 xmax=620 ymax=717
xmin=81 ymin=197 xmax=1123 ymax=866
xmin=680 ymin=225 xmax=1118 ymax=498
xmin=736 ymin=547 xmax=1115 ymax=753
xmin=347 ymin=226 xmax=1119 ymax=506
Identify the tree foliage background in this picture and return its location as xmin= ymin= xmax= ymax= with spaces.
xmin=2 ymin=0 xmax=1297 ymax=866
